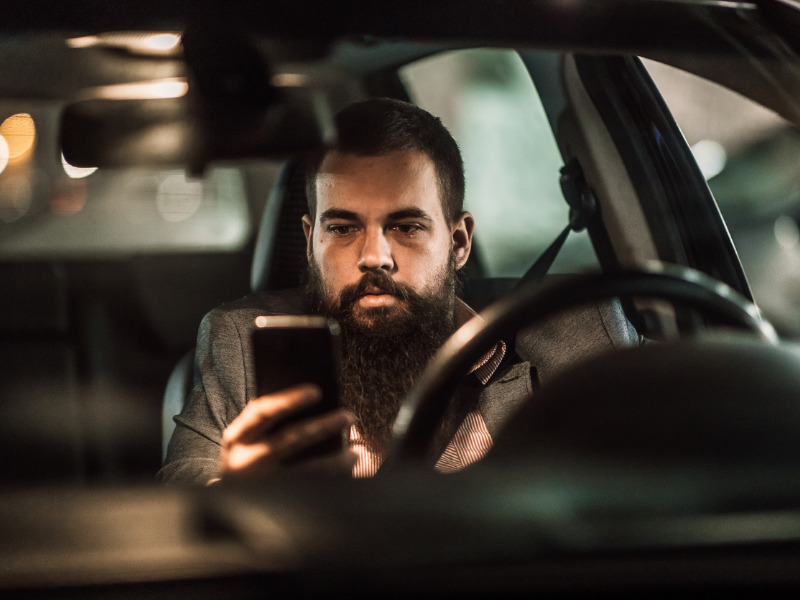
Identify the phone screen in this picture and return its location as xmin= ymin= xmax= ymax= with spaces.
xmin=251 ymin=315 xmax=342 ymax=456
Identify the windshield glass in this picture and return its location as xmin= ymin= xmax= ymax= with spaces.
xmin=0 ymin=102 xmax=253 ymax=258
xmin=4 ymin=2 xmax=800 ymax=593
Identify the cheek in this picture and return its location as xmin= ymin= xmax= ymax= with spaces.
xmin=404 ymin=245 xmax=452 ymax=289
xmin=314 ymin=245 xmax=354 ymax=289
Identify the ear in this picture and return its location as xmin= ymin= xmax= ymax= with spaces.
xmin=451 ymin=211 xmax=475 ymax=270
xmin=302 ymin=214 xmax=314 ymax=260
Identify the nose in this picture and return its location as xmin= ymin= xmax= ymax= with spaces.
xmin=357 ymin=227 xmax=394 ymax=272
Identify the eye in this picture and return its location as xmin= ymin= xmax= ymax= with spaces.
xmin=391 ymin=223 xmax=423 ymax=235
xmin=326 ymin=224 xmax=357 ymax=236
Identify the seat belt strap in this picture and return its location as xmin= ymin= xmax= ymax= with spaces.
xmin=515 ymin=223 xmax=572 ymax=290
xmin=515 ymin=158 xmax=598 ymax=291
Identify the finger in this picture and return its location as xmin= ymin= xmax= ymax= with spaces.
xmin=267 ymin=408 xmax=355 ymax=463
xmin=222 ymin=444 xmax=357 ymax=480
xmin=219 ymin=409 xmax=354 ymax=479
xmin=220 ymin=413 xmax=355 ymax=478
xmin=222 ymin=384 xmax=321 ymax=445
xmin=220 ymin=439 xmax=278 ymax=476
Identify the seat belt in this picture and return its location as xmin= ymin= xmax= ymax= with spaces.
xmin=515 ymin=158 xmax=598 ymax=290
xmin=425 ymin=160 xmax=600 ymax=464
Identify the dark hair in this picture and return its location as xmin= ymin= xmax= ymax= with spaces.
xmin=305 ymin=98 xmax=465 ymax=223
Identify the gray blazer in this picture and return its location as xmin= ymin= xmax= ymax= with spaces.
xmin=157 ymin=287 xmax=639 ymax=484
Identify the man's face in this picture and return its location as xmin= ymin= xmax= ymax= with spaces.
xmin=302 ymin=149 xmax=473 ymax=328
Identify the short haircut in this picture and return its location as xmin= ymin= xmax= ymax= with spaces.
xmin=305 ymin=97 xmax=465 ymax=223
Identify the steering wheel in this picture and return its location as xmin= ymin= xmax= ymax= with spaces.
xmin=382 ymin=263 xmax=777 ymax=469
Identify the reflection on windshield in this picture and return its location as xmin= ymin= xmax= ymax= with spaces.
xmin=0 ymin=103 xmax=252 ymax=257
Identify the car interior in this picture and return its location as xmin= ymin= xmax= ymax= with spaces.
xmin=3 ymin=0 xmax=800 ymax=596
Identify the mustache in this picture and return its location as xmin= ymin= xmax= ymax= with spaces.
xmin=338 ymin=270 xmax=415 ymax=309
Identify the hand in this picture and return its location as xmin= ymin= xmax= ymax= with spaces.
xmin=218 ymin=384 xmax=356 ymax=480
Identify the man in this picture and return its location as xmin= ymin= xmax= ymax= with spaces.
xmin=158 ymin=98 xmax=637 ymax=485
xmin=158 ymin=98 xmax=536 ymax=485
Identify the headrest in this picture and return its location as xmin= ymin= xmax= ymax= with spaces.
xmin=250 ymin=161 xmax=311 ymax=292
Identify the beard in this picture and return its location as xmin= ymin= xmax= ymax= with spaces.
xmin=307 ymin=256 xmax=459 ymax=454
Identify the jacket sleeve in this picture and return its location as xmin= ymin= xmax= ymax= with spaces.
xmin=157 ymin=307 xmax=255 ymax=485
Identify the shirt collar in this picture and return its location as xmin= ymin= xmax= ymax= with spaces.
xmin=453 ymin=298 xmax=507 ymax=386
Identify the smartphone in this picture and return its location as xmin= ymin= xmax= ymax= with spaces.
xmin=251 ymin=315 xmax=343 ymax=458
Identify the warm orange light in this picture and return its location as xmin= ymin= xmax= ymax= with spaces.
xmin=67 ymin=32 xmax=182 ymax=56
xmin=0 ymin=113 xmax=36 ymax=161
xmin=81 ymin=78 xmax=188 ymax=100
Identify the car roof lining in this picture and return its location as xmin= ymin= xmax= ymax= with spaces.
xmin=1 ymin=19 xmax=798 ymax=131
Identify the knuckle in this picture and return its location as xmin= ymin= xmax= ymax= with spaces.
xmin=221 ymin=428 xmax=236 ymax=447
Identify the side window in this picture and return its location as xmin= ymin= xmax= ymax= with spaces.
xmin=644 ymin=59 xmax=800 ymax=339
xmin=400 ymin=48 xmax=597 ymax=277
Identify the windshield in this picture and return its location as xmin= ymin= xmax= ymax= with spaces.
xmin=0 ymin=102 xmax=254 ymax=257
xmin=3 ymin=1 xmax=800 ymax=595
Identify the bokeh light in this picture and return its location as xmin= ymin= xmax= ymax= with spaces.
xmin=61 ymin=153 xmax=98 ymax=179
xmin=0 ymin=113 xmax=36 ymax=162
xmin=50 ymin=178 xmax=88 ymax=215
xmin=144 ymin=33 xmax=181 ymax=53
xmin=0 ymin=135 xmax=9 ymax=175
xmin=89 ymin=78 xmax=188 ymax=100
xmin=156 ymin=173 xmax=203 ymax=222
xmin=0 ymin=174 xmax=33 ymax=222
xmin=67 ymin=32 xmax=182 ymax=56
xmin=690 ymin=139 xmax=727 ymax=180
xmin=774 ymin=215 xmax=800 ymax=250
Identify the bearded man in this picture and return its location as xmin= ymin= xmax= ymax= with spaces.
xmin=158 ymin=98 xmax=537 ymax=485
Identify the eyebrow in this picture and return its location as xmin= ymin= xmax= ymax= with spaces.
xmin=319 ymin=209 xmax=358 ymax=223
xmin=318 ymin=208 xmax=434 ymax=223
xmin=387 ymin=208 xmax=433 ymax=222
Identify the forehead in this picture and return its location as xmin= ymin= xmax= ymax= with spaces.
xmin=315 ymin=150 xmax=445 ymax=221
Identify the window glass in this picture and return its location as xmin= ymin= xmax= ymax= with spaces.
xmin=644 ymin=58 xmax=800 ymax=339
xmin=401 ymin=48 xmax=597 ymax=277
xmin=0 ymin=102 xmax=251 ymax=258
